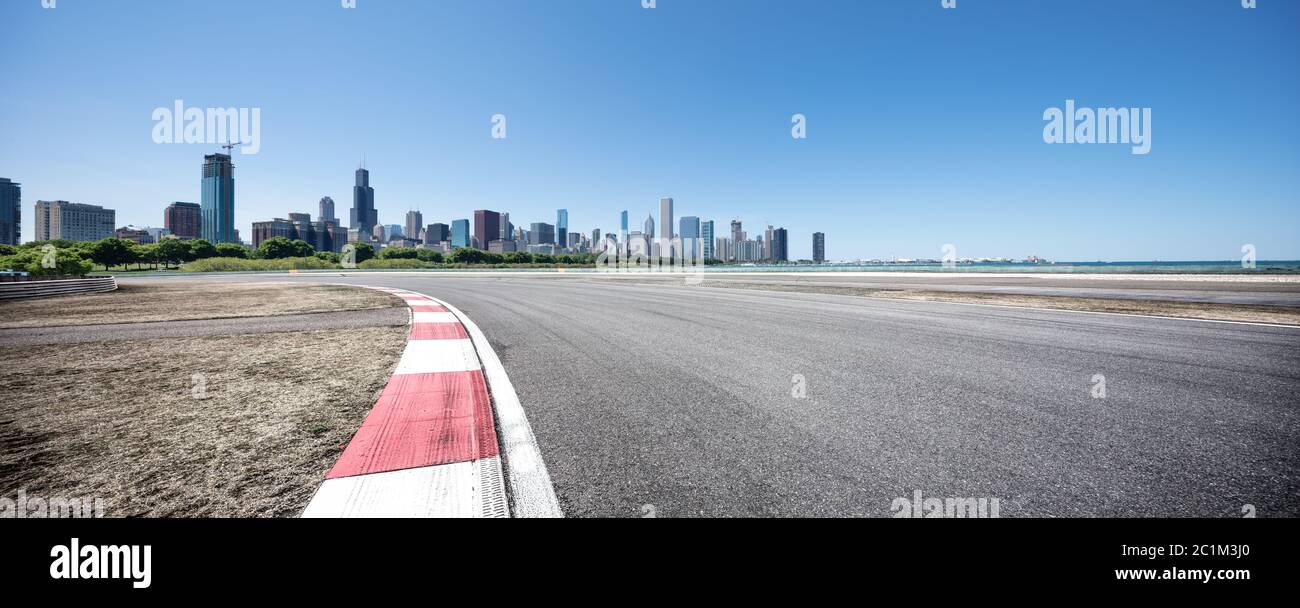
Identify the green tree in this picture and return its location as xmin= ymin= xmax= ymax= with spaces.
xmin=88 ymin=238 xmax=136 ymax=271
xmin=134 ymin=243 xmax=158 ymax=270
xmin=415 ymin=249 xmax=445 ymax=264
xmin=188 ymin=239 xmax=218 ymax=260
xmin=314 ymin=251 xmax=340 ymax=264
xmin=254 ymin=237 xmax=297 ymax=259
xmin=449 ymin=247 xmax=488 ymax=264
xmin=214 ymin=243 xmax=249 ymax=259
xmin=155 ymin=239 xmax=190 ymax=269
xmin=380 ymin=247 xmax=420 ymax=260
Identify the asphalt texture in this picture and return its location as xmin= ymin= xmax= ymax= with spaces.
xmin=120 ymin=273 xmax=1300 ymax=517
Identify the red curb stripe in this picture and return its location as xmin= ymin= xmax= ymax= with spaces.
xmin=410 ymin=322 xmax=469 ymax=340
xmin=327 ymin=370 xmax=499 ymax=479
xmin=406 ymin=303 xmax=450 ymax=312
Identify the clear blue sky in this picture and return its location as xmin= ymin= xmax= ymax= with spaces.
xmin=2 ymin=0 xmax=1297 ymax=261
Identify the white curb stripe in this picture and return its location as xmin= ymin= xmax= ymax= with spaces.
xmin=393 ymin=338 xmax=481 ymax=375
xmin=418 ymin=294 xmax=564 ymax=518
xmin=412 ymin=311 xmax=460 ymax=323
xmin=302 ymin=457 xmax=506 ymax=518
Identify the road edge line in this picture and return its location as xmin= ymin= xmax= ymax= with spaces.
xmin=420 ymin=294 xmax=564 ymax=518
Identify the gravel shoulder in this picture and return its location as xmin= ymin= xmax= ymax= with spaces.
xmin=0 ymin=283 xmax=407 ymax=517
xmin=0 ymin=281 xmax=403 ymax=329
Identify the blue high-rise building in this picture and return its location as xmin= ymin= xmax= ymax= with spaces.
xmin=451 ymin=219 xmax=470 ymax=248
xmin=620 ymin=210 xmax=628 ymax=240
xmin=702 ymin=220 xmax=714 ymax=260
xmin=201 ymin=154 xmax=236 ymax=243
xmin=556 ymin=209 xmax=568 ymax=248
xmin=0 ymin=178 xmax=20 ymax=246
xmin=680 ymin=216 xmax=700 ymax=262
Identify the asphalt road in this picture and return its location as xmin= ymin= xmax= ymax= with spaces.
xmin=127 ymin=273 xmax=1300 ymax=517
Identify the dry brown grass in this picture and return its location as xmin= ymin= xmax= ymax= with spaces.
xmin=702 ymin=282 xmax=1300 ymax=326
xmin=0 ymin=326 xmax=407 ymax=517
xmin=0 ymin=281 xmax=402 ymax=329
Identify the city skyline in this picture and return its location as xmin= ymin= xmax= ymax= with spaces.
xmin=3 ymin=1 xmax=1298 ymax=260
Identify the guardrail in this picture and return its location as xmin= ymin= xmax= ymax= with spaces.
xmin=0 ymin=276 xmax=118 ymax=300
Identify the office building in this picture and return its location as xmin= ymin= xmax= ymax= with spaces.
xmin=34 ymin=200 xmax=115 ymax=242
xmin=556 ymin=209 xmax=568 ymax=248
xmin=644 ymin=214 xmax=655 ymax=239
xmin=425 ymin=223 xmax=450 ymax=245
xmin=488 ymin=239 xmax=516 ymax=254
xmin=0 ymin=178 xmax=19 ymax=246
xmin=771 ymin=227 xmax=788 ymax=262
xmin=702 ymin=220 xmax=714 ymax=260
xmin=350 ymin=166 xmax=378 ymax=237
xmin=201 ymin=153 xmax=236 ymax=243
xmin=451 ymin=219 xmax=470 ymax=248
xmin=659 ymin=197 xmax=674 ymax=257
xmin=164 ymin=201 xmax=202 ymax=239
xmin=473 ymin=210 xmax=501 ymax=251
xmin=251 ymin=212 xmax=346 ymax=252
xmin=620 ymin=210 xmax=629 ymax=240
xmin=813 ymin=232 xmax=825 ymax=263
xmin=499 ymin=212 xmax=512 ymax=243
xmin=404 ymin=210 xmax=423 ymax=243
xmin=319 ymin=196 xmax=336 ymax=223
xmin=530 ymin=222 xmax=555 ymax=245
xmin=679 ymin=216 xmax=700 ymax=262
xmin=114 ymin=227 xmax=153 ymax=244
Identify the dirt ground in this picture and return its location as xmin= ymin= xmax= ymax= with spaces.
xmin=0 ymin=283 xmax=408 ymax=517
xmin=0 ymin=281 xmax=402 ymax=329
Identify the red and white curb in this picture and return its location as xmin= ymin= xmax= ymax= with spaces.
xmin=302 ymin=286 xmax=562 ymax=518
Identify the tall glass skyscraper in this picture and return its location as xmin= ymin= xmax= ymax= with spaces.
xmin=701 ymin=220 xmax=714 ymax=260
xmin=620 ymin=210 xmax=628 ymax=240
xmin=201 ymin=154 xmax=236 ymax=243
xmin=680 ymin=216 xmax=700 ymax=262
xmin=0 ymin=178 xmax=20 ymax=246
xmin=451 ymin=219 xmax=470 ymax=248
xmin=350 ymin=167 xmax=377 ymax=236
xmin=556 ymin=209 xmax=568 ymax=248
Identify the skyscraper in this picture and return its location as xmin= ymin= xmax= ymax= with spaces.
xmin=319 ymin=196 xmax=336 ymax=222
xmin=731 ymin=219 xmax=743 ymax=245
xmin=702 ymin=220 xmax=714 ymax=260
xmin=620 ymin=210 xmax=629 ymax=240
xmin=772 ymin=227 xmax=788 ymax=262
xmin=679 ymin=216 xmax=700 ymax=262
xmin=473 ymin=210 xmax=500 ymax=250
xmin=405 ymin=209 xmax=423 ymax=243
xmin=530 ymin=222 xmax=556 ymax=245
xmin=0 ymin=178 xmax=20 ymax=246
xmin=164 ymin=202 xmax=202 ymax=239
xmin=451 ymin=219 xmax=470 ymax=248
xmin=764 ymin=225 xmax=775 ymax=260
xmin=659 ymin=197 xmax=674 ymax=258
xmin=201 ymin=153 xmax=236 ymax=243
xmin=499 ymin=212 xmax=512 ymax=243
xmin=813 ymin=232 xmax=825 ymax=263
xmin=350 ymin=167 xmax=377 ymax=237
xmin=34 ymin=200 xmax=115 ymax=242
xmin=556 ymin=209 xmax=568 ymax=248
xmin=425 ymin=223 xmax=450 ymax=244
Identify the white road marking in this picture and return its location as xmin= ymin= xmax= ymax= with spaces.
xmin=393 ymin=339 xmax=481 ymax=374
xmin=302 ymin=457 xmax=506 ymax=518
